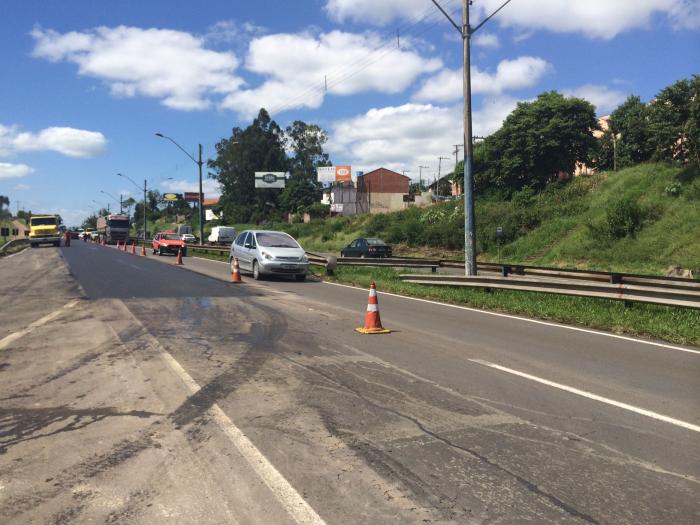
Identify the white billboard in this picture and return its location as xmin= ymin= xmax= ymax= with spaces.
xmin=317 ymin=166 xmax=335 ymax=183
xmin=255 ymin=172 xmax=286 ymax=188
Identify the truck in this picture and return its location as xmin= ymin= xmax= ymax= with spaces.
xmin=96 ymin=214 xmax=130 ymax=244
xmin=208 ymin=226 xmax=236 ymax=245
xmin=29 ymin=215 xmax=61 ymax=247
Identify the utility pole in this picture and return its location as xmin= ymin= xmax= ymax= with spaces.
xmin=418 ymin=165 xmax=429 ymax=192
xmin=198 ymin=143 xmax=204 ymax=246
xmin=432 ymin=0 xmax=511 ymax=276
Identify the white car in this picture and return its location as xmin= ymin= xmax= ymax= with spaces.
xmin=181 ymin=233 xmax=196 ymax=243
xmin=229 ymin=230 xmax=309 ymax=281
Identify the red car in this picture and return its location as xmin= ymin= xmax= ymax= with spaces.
xmin=152 ymin=232 xmax=187 ymax=256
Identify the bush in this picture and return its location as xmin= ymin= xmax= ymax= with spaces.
xmin=604 ymin=198 xmax=646 ymax=239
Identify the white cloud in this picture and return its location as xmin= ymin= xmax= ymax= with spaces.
xmin=1 ymin=125 xmax=107 ymax=158
xmin=13 ymin=184 xmax=31 ymax=191
xmin=474 ymin=0 xmax=696 ymax=40
xmin=325 ymin=0 xmax=698 ymax=38
xmin=31 ymin=25 xmax=243 ymax=111
xmin=413 ymin=56 xmax=551 ymax=102
xmin=563 ymin=84 xmax=627 ymax=115
xmin=161 ymin=178 xmax=221 ymax=197
xmin=0 ymin=163 xmax=34 ymax=178
xmin=204 ymin=20 xmax=267 ymax=44
xmin=327 ymin=98 xmax=516 ymax=176
xmin=222 ymin=30 xmax=442 ymax=118
xmin=474 ymin=32 xmax=500 ymax=49
xmin=325 ymin=0 xmax=431 ymax=25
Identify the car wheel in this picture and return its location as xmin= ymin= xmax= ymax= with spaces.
xmin=252 ymin=260 xmax=262 ymax=280
xmin=295 ymin=274 xmax=306 ymax=282
xmin=360 ymin=254 xmax=366 ymax=259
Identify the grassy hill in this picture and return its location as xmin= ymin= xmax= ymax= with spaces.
xmin=263 ymin=163 xmax=699 ymax=276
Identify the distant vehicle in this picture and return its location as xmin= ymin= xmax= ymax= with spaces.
xmin=70 ymin=230 xmax=80 ymax=239
xmin=152 ymin=232 xmax=186 ymax=256
xmin=90 ymin=231 xmax=100 ymax=240
xmin=96 ymin=214 xmax=130 ymax=244
xmin=80 ymin=228 xmax=95 ymax=241
xmin=136 ymin=230 xmax=151 ymax=241
xmin=181 ymin=233 xmax=196 ymax=243
xmin=208 ymin=226 xmax=236 ymax=245
xmin=176 ymin=224 xmax=193 ymax=236
xmin=340 ymin=238 xmax=392 ymax=258
xmin=29 ymin=215 xmax=61 ymax=247
xmin=229 ymin=230 xmax=308 ymax=281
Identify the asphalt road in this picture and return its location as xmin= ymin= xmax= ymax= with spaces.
xmin=1 ymin=240 xmax=698 ymax=524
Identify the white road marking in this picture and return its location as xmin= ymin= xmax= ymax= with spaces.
xmin=321 ymin=281 xmax=700 ymax=356
xmin=0 ymin=299 xmax=79 ymax=350
xmin=469 ymin=359 xmax=700 ymax=433
xmin=115 ymin=301 xmax=325 ymax=525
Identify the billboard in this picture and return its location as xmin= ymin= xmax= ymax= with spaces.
xmin=317 ymin=165 xmax=353 ymax=183
xmin=184 ymin=192 xmax=201 ymax=202
xmin=163 ymin=193 xmax=182 ymax=201
xmin=317 ymin=166 xmax=335 ymax=183
xmin=255 ymin=172 xmax=286 ymax=188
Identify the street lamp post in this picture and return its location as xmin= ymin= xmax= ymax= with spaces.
xmin=100 ymin=190 xmax=122 ymax=213
xmin=117 ymin=173 xmax=147 ymax=242
xmin=155 ymin=133 xmax=204 ymax=244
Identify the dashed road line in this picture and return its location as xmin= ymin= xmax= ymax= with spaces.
xmin=0 ymin=299 xmax=79 ymax=350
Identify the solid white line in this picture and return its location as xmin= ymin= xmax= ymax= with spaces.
xmin=159 ymin=352 xmax=326 ymax=524
xmin=469 ymin=359 xmax=700 ymax=433
xmin=320 ymin=280 xmax=700 ymax=355
xmin=0 ymin=299 xmax=79 ymax=350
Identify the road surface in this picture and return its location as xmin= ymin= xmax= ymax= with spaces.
xmin=1 ymin=241 xmax=698 ymax=524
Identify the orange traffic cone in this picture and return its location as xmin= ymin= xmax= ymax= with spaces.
xmin=123 ymin=241 xmax=128 ymax=252
xmin=231 ymin=257 xmax=242 ymax=283
xmin=355 ymin=282 xmax=391 ymax=334
xmin=131 ymin=242 xmax=136 ymax=254
xmin=176 ymin=247 xmax=184 ymax=265
xmin=116 ymin=240 xmax=120 ymax=249
xmin=141 ymin=242 xmax=147 ymax=256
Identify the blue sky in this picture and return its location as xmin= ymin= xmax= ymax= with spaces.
xmin=1 ymin=0 xmax=698 ymax=226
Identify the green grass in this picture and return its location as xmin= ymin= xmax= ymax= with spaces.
xmin=310 ymin=265 xmax=700 ymax=347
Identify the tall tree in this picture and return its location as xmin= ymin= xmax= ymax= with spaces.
xmin=209 ymin=109 xmax=288 ymax=223
xmin=280 ymin=121 xmax=330 ymax=213
xmin=609 ymin=95 xmax=653 ymax=168
xmin=646 ymin=78 xmax=693 ymax=162
xmin=0 ymin=195 xmax=10 ymax=220
xmin=482 ymin=91 xmax=599 ymax=192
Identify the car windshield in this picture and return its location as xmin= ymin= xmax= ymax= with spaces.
xmin=256 ymin=232 xmax=300 ymax=248
xmin=31 ymin=217 xmax=57 ymax=226
xmin=366 ymin=238 xmax=386 ymax=245
xmin=163 ymin=234 xmax=180 ymax=240
xmin=108 ymin=219 xmax=129 ymax=228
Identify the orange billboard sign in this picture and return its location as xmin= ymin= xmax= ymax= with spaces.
xmin=335 ymin=165 xmax=352 ymax=182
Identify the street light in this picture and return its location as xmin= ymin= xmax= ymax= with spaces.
xmin=117 ymin=173 xmax=147 ymax=242
xmin=155 ymin=132 xmax=205 ymax=245
xmin=100 ymin=189 xmax=122 ymax=213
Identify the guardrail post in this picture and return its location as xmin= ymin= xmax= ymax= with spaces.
xmin=502 ymin=265 xmax=510 ymax=277
xmin=610 ymin=273 xmax=622 ymax=284
xmin=326 ymin=256 xmax=337 ymax=276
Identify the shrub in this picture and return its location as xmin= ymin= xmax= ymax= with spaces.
xmin=604 ymin=198 xmax=646 ymax=239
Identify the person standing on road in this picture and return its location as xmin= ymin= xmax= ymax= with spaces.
xmin=64 ymin=230 xmax=71 ymax=247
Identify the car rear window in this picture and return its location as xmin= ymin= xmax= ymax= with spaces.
xmin=163 ymin=234 xmax=180 ymax=240
xmin=256 ymin=232 xmax=299 ymax=248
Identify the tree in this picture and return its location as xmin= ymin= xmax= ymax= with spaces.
xmin=608 ymin=96 xmax=652 ymax=169
xmin=647 ymin=77 xmax=693 ymax=162
xmin=122 ymin=197 xmax=136 ymax=216
xmin=209 ymin=109 xmax=289 ymax=223
xmin=0 ymin=195 xmax=10 ymax=221
xmin=481 ymin=91 xmax=599 ymax=193
xmin=82 ymin=214 xmax=98 ymax=229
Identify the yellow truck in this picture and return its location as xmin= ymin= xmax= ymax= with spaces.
xmin=29 ymin=215 xmax=61 ymax=247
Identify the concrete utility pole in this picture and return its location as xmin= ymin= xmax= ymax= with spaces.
xmin=432 ymin=0 xmax=512 ymax=276
xmin=418 ymin=165 xmax=429 ymax=191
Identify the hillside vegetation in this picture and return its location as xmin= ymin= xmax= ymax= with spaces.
xmin=263 ymin=163 xmax=699 ymax=276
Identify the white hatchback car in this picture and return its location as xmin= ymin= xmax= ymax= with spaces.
xmin=229 ymin=230 xmax=309 ymax=281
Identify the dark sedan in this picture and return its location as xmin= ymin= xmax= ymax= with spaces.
xmin=340 ymin=238 xmax=392 ymax=258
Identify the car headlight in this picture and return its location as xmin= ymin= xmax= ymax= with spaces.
xmin=301 ymin=254 xmax=308 ymax=263
xmin=261 ymin=251 xmax=274 ymax=260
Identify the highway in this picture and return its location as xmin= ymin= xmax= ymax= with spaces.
xmin=1 ymin=241 xmax=698 ymax=524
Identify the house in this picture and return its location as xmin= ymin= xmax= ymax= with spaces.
xmin=356 ymin=168 xmax=410 ymax=214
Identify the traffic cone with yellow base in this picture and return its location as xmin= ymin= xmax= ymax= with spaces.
xmin=176 ymin=247 xmax=184 ymax=265
xmin=355 ymin=282 xmax=391 ymax=334
xmin=231 ymin=257 xmax=242 ymax=283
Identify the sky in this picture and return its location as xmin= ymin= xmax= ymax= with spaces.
xmin=0 ymin=0 xmax=698 ymax=226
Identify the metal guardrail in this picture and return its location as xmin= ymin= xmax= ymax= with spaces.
xmin=398 ymin=273 xmax=700 ymax=309
xmin=0 ymin=238 xmax=29 ymax=256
